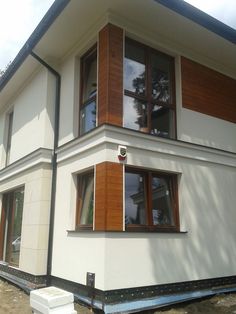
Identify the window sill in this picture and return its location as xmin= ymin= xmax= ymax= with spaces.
xmin=67 ymin=229 xmax=187 ymax=234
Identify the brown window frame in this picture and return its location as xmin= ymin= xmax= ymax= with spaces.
xmin=125 ymin=167 xmax=179 ymax=232
xmin=124 ymin=38 xmax=176 ymax=138
xmin=76 ymin=170 xmax=94 ymax=230
xmin=79 ymin=45 xmax=97 ymax=136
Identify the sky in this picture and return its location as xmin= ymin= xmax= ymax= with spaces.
xmin=0 ymin=0 xmax=235 ymax=70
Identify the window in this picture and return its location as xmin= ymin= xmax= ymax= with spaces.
xmin=125 ymin=169 xmax=179 ymax=231
xmin=76 ymin=171 xmax=94 ymax=228
xmin=124 ymin=39 xmax=176 ymax=138
xmin=0 ymin=188 xmax=24 ymax=267
xmin=5 ymin=111 xmax=13 ymax=166
xmin=79 ymin=46 xmax=97 ymax=135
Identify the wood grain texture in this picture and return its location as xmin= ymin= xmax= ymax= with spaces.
xmin=181 ymin=57 xmax=236 ymax=123
xmin=98 ymin=24 xmax=123 ymax=126
xmin=95 ymin=162 xmax=123 ymax=231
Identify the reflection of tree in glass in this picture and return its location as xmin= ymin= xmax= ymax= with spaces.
xmin=152 ymin=69 xmax=170 ymax=102
xmin=132 ymin=72 xmax=147 ymax=129
xmin=131 ymin=69 xmax=170 ymax=129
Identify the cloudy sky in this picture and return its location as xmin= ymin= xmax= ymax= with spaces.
xmin=0 ymin=0 xmax=235 ymax=70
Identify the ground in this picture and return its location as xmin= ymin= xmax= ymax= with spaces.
xmin=0 ymin=279 xmax=236 ymax=314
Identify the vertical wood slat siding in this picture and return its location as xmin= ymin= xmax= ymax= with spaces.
xmin=98 ymin=23 xmax=123 ymax=126
xmin=181 ymin=57 xmax=236 ymax=123
xmin=95 ymin=162 xmax=123 ymax=231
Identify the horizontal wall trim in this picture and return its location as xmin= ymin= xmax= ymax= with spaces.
xmin=0 ymin=148 xmax=52 ymax=182
xmin=56 ymin=124 xmax=236 ymax=168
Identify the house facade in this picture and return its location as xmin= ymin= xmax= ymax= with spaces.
xmin=0 ymin=0 xmax=236 ymax=312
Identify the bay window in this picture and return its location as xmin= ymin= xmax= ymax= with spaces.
xmin=124 ymin=39 xmax=176 ymax=138
xmin=125 ymin=168 xmax=179 ymax=231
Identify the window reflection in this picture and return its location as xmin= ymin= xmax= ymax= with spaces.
xmin=125 ymin=172 xmax=146 ymax=225
xmin=151 ymin=105 xmax=175 ymax=138
xmin=78 ymin=172 xmax=94 ymax=226
xmin=123 ymin=38 xmax=176 ymax=139
xmin=80 ymin=47 xmax=97 ymax=136
xmin=124 ymin=41 xmax=146 ymax=95
xmin=80 ymin=101 xmax=96 ymax=135
xmin=83 ymin=54 xmax=97 ymax=102
xmin=152 ymin=176 xmax=174 ymax=226
xmin=124 ymin=96 xmax=147 ymax=131
xmin=151 ymin=53 xmax=171 ymax=103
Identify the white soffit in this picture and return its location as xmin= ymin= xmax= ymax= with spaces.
xmin=33 ymin=0 xmax=236 ymax=73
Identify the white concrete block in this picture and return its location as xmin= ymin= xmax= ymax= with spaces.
xmin=31 ymin=298 xmax=75 ymax=314
xmin=30 ymin=286 xmax=74 ymax=308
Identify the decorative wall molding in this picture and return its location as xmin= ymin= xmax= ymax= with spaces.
xmin=56 ymin=124 xmax=236 ymax=168
xmin=0 ymin=148 xmax=52 ymax=182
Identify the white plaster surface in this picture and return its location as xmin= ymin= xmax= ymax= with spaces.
xmin=52 ymin=126 xmax=236 ymax=290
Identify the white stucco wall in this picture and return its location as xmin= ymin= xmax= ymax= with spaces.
xmin=52 ymin=127 xmax=236 ymax=290
xmin=52 ymin=147 xmax=107 ymax=289
xmin=103 ymin=153 xmax=236 ymax=290
xmin=178 ymin=108 xmax=236 ymax=153
xmin=0 ymin=69 xmax=55 ymax=167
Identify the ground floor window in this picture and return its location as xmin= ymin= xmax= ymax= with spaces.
xmin=76 ymin=170 xmax=94 ymax=229
xmin=125 ymin=168 xmax=179 ymax=231
xmin=0 ymin=188 xmax=24 ymax=267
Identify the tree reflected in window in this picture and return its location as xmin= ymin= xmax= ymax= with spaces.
xmin=124 ymin=39 xmax=175 ymax=138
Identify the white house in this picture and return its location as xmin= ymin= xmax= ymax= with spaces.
xmin=0 ymin=0 xmax=236 ymax=313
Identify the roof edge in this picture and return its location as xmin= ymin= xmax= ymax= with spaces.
xmin=154 ymin=0 xmax=236 ymax=44
xmin=0 ymin=0 xmax=71 ymax=92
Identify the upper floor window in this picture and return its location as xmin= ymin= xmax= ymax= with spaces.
xmin=76 ymin=170 xmax=94 ymax=229
xmin=79 ymin=46 xmax=97 ymax=136
xmin=125 ymin=168 xmax=179 ymax=231
xmin=5 ymin=111 xmax=14 ymax=166
xmin=124 ymin=39 xmax=176 ymax=138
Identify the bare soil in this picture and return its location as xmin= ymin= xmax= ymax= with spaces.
xmin=0 ymin=279 xmax=236 ymax=314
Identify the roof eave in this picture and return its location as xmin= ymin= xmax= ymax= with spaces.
xmin=0 ymin=0 xmax=70 ymax=92
xmin=154 ymin=0 xmax=236 ymax=44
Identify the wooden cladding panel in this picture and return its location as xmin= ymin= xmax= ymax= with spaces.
xmin=95 ymin=162 xmax=123 ymax=231
xmin=181 ymin=57 xmax=236 ymax=123
xmin=98 ymin=23 xmax=123 ymax=126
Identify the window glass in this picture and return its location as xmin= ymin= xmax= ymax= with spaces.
xmin=125 ymin=169 xmax=179 ymax=230
xmin=123 ymin=96 xmax=147 ymax=131
xmin=151 ymin=53 xmax=172 ymax=103
xmin=124 ymin=41 xmax=146 ymax=95
xmin=124 ymin=38 xmax=176 ymax=139
xmin=125 ymin=172 xmax=147 ymax=225
xmin=151 ymin=176 xmax=174 ymax=226
xmin=80 ymin=101 xmax=96 ymax=135
xmin=1 ymin=188 xmax=24 ymax=267
xmin=78 ymin=172 xmax=94 ymax=226
xmin=82 ymin=55 xmax=97 ymax=102
xmin=80 ymin=47 xmax=97 ymax=136
xmin=151 ymin=105 xmax=175 ymax=137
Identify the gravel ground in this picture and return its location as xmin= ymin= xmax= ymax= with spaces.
xmin=0 ymin=279 xmax=236 ymax=314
